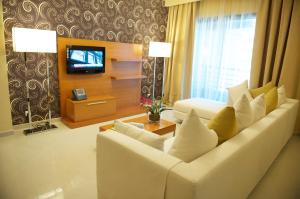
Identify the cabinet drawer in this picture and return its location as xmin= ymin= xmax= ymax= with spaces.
xmin=66 ymin=98 xmax=116 ymax=122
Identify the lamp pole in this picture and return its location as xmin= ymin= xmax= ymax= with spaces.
xmin=24 ymin=52 xmax=33 ymax=130
xmin=162 ymin=58 xmax=167 ymax=98
xmin=46 ymin=54 xmax=52 ymax=127
xmin=152 ymin=57 xmax=157 ymax=100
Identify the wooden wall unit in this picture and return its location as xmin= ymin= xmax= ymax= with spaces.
xmin=57 ymin=37 xmax=145 ymax=128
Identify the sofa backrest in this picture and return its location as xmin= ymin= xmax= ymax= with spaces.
xmin=165 ymin=99 xmax=299 ymax=199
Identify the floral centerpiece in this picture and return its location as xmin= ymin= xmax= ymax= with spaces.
xmin=143 ymin=97 xmax=166 ymax=122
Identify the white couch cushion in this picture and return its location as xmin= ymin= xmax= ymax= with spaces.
xmin=168 ymin=109 xmax=218 ymax=162
xmin=227 ymin=80 xmax=253 ymax=105
xmin=174 ymin=98 xmax=225 ymax=120
xmin=114 ymin=120 xmax=165 ymax=150
xmin=251 ymin=94 xmax=266 ymax=122
xmin=164 ymin=137 xmax=175 ymax=153
xmin=234 ymin=94 xmax=254 ymax=131
xmin=277 ymin=85 xmax=287 ymax=107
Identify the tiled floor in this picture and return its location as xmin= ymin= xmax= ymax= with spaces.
xmin=249 ymin=135 xmax=300 ymax=199
xmin=0 ymin=111 xmax=299 ymax=199
xmin=0 ymin=121 xmax=98 ymax=199
xmin=0 ymin=112 xmax=146 ymax=199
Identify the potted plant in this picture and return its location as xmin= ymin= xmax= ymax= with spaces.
xmin=144 ymin=98 xmax=166 ymax=122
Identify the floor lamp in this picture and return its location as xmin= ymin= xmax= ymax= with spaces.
xmin=12 ymin=27 xmax=57 ymax=135
xmin=148 ymin=41 xmax=171 ymax=100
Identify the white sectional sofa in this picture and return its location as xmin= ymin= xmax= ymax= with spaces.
xmin=96 ymin=99 xmax=299 ymax=199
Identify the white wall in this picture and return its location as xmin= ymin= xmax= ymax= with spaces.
xmin=0 ymin=2 xmax=13 ymax=133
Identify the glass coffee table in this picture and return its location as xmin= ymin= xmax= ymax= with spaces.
xmin=99 ymin=115 xmax=176 ymax=135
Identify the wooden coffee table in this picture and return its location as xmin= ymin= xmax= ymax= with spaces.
xmin=99 ymin=115 xmax=176 ymax=135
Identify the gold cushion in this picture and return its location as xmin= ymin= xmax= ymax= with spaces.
xmin=265 ymin=87 xmax=278 ymax=114
xmin=250 ymin=82 xmax=274 ymax=98
xmin=208 ymin=107 xmax=238 ymax=144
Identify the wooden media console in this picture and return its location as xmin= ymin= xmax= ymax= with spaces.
xmin=57 ymin=37 xmax=145 ymax=128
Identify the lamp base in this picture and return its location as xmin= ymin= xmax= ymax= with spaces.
xmin=24 ymin=122 xmax=57 ymax=135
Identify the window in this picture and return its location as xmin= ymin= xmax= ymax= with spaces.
xmin=191 ymin=14 xmax=256 ymax=102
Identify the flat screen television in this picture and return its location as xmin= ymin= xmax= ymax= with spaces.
xmin=66 ymin=45 xmax=105 ymax=74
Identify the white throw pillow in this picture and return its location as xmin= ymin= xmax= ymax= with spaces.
xmin=114 ymin=120 xmax=130 ymax=133
xmin=114 ymin=120 xmax=165 ymax=150
xmin=227 ymin=80 xmax=253 ymax=106
xmin=168 ymin=109 xmax=218 ymax=163
xmin=233 ymin=94 xmax=254 ymax=131
xmin=277 ymin=85 xmax=287 ymax=107
xmin=250 ymin=94 xmax=266 ymax=122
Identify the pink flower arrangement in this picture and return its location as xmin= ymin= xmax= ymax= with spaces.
xmin=140 ymin=96 xmax=153 ymax=105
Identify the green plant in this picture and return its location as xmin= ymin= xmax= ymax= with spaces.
xmin=144 ymin=98 xmax=166 ymax=116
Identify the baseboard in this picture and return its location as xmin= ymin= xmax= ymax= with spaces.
xmin=0 ymin=129 xmax=15 ymax=137
xmin=13 ymin=117 xmax=61 ymax=131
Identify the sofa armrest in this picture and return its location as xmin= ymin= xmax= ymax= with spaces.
xmin=96 ymin=130 xmax=181 ymax=199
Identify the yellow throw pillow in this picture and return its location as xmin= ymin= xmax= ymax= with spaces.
xmin=250 ymin=82 xmax=274 ymax=98
xmin=265 ymin=87 xmax=278 ymax=114
xmin=208 ymin=107 xmax=238 ymax=144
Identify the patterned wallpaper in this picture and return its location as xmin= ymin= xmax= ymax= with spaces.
xmin=2 ymin=0 xmax=168 ymax=125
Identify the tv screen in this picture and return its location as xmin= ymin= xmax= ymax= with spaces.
xmin=66 ymin=45 xmax=105 ymax=74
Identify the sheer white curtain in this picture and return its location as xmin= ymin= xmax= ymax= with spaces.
xmin=191 ymin=0 xmax=258 ymax=102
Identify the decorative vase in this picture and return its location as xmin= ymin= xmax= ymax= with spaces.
xmin=149 ymin=114 xmax=160 ymax=122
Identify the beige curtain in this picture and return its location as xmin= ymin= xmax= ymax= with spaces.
xmin=164 ymin=2 xmax=198 ymax=105
xmin=164 ymin=0 xmax=259 ymax=105
xmin=165 ymin=0 xmax=200 ymax=7
xmin=250 ymin=0 xmax=300 ymax=132
xmin=198 ymin=0 xmax=260 ymax=17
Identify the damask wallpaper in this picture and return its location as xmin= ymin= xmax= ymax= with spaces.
xmin=2 ymin=0 xmax=168 ymax=125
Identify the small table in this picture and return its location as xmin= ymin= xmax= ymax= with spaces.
xmin=99 ymin=115 xmax=176 ymax=135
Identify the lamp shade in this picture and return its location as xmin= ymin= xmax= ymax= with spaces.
xmin=148 ymin=41 xmax=172 ymax=58
xmin=12 ymin=27 xmax=57 ymax=53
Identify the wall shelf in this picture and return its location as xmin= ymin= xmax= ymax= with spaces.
xmin=111 ymin=58 xmax=143 ymax=62
xmin=110 ymin=75 xmax=147 ymax=80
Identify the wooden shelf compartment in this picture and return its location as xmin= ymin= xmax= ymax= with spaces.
xmin=110 ymin=75 xmax=147 ymax=80
xmin=66 ymin=95 xmax=117 ymax=122
xmin=63 ymin=105 xmax=145 ymax=128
